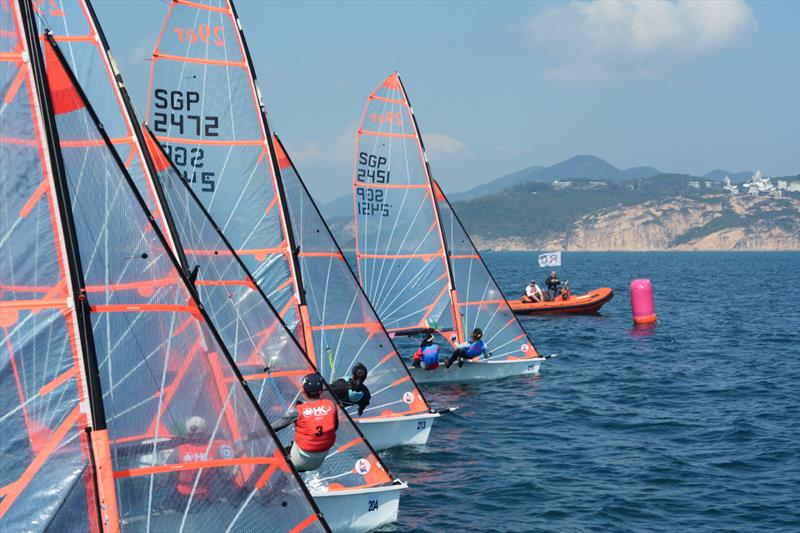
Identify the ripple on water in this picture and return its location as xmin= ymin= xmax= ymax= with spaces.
xmin=377 ymin=252 xmax=800 ymax=532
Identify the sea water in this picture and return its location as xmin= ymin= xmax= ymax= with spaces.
xmin=377 ymin=252 xmax=799 ymax=532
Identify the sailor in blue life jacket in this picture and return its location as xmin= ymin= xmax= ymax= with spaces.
xmin=445 ymin=328 xmax=487 ymax=368
xmin=330 ymin=362 xmax=371 ymax=416
xmin=411 ymin=331 xmax=440 ymax=370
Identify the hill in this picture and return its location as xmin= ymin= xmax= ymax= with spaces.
xmin=454 ymin=175 xmax=800 ymax=251
xmin=326 ymin=174 xmax=800 ymax=251
xmin=450 ymin=155 xmax=661 ymax=201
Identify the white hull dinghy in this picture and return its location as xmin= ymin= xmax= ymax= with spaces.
xmin=355 ymin=412 xmax=440 ymax=451
xmin=313 ymin=481 xmax=407 ymax=533
xmin=410 ymin=358 xmax=545 ymax=385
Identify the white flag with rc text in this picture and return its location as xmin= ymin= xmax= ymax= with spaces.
xmin=538 ymin=252 xmax=561 ymax=267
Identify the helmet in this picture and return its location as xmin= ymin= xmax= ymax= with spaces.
xmin=472 ymin=328 xmax=483 ymax=340
xmin=185 ymin=416 xmax=206 ymax=435
xmin=302 ymin=373 xmax=325 ymax=396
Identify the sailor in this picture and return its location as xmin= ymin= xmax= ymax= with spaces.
xmin=175 ymin=416 xmax=240 ymax=499
xmin=330 ymin=362 xmax=371 ymax=416
xmin=445 ymin=328 xmax=487 ymax=368
xmin=522 ymin=280 xmax=544 ymax=303
xmin=273 ymin=373 xmax=338 ymax=472
xmin=545 ymin=271 xmax=561 ymax=300
xmin=412 ymin=330 xmax=441 ymax=370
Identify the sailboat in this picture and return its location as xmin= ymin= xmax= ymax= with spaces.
xmin=0 ymin=2 xmax=327 ymax=530
xmin=146 ymin=0 xmax=443 ymax=448
xmin=353 ymin=73 xmax=551 ymax=385
xmin=35 ymin=1 xmax=406 ymax=530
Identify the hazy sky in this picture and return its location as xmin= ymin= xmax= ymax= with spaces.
xmin=93 ymin=0 xmax=800 ymax=202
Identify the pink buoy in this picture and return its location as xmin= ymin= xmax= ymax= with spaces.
xmin=630 ymin=279 xmax=657 ymax=325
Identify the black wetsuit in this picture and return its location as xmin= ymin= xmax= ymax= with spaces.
xmin=546 ymin=276 xmax=561 ymax=300
xmin=330 ymin=378 xmax=371 ymax=416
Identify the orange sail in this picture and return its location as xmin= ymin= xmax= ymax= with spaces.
xmin=354 ymin=73 xmax=541 ymax=362
xmin=147 ymin=1 xmax=434 ymax=428
xmin=36 ymin=0 xmax=395 ymax=505
xmin=1 ymin=3 xmax=327 ymax=530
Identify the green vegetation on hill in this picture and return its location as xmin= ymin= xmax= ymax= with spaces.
xmin=455 ymin=174 xmax=697 ymax=241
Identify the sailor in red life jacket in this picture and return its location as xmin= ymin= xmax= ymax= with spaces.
xmin=175 ymin=416 xmax=239 ymax=499
xmin=273 ymin=373 xmax=338 ymax=472
xmin=411 ymin=330 xmax=441 ymax=370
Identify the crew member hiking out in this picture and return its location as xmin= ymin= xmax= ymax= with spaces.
xmin=546 ymin=271 xmax=561 ymax=300
xmin=330 ymin=362 xmax=371 ymax=416
xmin=412 ymin=330 xmax=441 ymax=370
xmin=273 ymin=373 xmax=338 ymax=472
xmin=445 ymin=328 xmax=487 ymax=368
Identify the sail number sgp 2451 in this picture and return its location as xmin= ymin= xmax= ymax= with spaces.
xmin=355 ymin=152 xmax=392 ymax=217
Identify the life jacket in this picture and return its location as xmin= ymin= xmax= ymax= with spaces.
xmin=295 ymin=399 xmax=337 ymax=453
xmin=421 ymin=345 xmax=440 ymax=368
xmin=176 ymin=439 xmax=235 ymax=497
xmin=465 ymin=339 xmax=486 ymax=357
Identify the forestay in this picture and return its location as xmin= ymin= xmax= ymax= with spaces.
xmin=353 ymin=73 xmax=455 ymax=336
xmin=433 ymin=180 xmax=540 ymax=361
xmin=3 ymin=9 xmax=326 ymax=532
xmin=275 ymin=136 xmax=430 ymax=419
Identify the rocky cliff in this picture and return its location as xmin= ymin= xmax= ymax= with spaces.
xmin=468 ymin=194 xmax=800 ymax=251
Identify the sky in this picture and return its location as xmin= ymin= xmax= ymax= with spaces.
xmin=93 ymin=0 xmax=800 ymax=203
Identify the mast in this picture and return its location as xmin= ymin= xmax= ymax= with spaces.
xmin=19 ymin=5 xmax=119 ymax=530
xmin=226 ymin=0 xmax=316 ymax=359
xmin=39 ymin=30 xmax=329 ymax=530
xmin=396 ymin=73 xmax=465 ymax=344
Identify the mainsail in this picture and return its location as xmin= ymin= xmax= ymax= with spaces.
xmin=353 ymin=73 xmax=457 ymax=338
xmin=35 ymin=0 xmax=397 ymax=503
xmin=2 ymin=4 xmax=326 ymax=529
xmin=146 ymin=0 xmax=300 ymax=336
xmin=147 ymin=0 xmax=433 ymax=426
xmin=355 ymin=73 xmax=540 ymax=361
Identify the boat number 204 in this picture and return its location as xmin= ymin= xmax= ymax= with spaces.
xmin=368 ymin=500 xmax=379 ymax=512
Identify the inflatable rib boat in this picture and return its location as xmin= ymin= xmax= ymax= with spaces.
xmin=510 ymin=288 xmax=614 ymax=315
